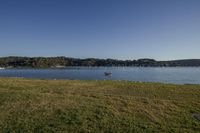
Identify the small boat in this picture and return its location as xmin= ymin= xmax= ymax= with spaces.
xmin=0 ymin=67 xmax=5 ymax=69
xmin=104 ymin=72 xmax=112 ymax=76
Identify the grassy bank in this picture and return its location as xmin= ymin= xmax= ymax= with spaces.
xmin=0 ymin=78 xmax=199 ymax=133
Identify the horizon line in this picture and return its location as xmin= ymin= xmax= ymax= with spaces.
xmin=0 ymin=56 xmax=199 ymax=62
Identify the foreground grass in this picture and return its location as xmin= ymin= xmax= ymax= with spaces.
xmin=0 ymin=78 xmax=199 ymax=133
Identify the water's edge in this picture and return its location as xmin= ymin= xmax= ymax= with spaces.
xmin=0 ymin=67 xmax=200 ymax=85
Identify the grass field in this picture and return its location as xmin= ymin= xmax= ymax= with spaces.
xmin=0 ymin=78 xmax=199 ymax=133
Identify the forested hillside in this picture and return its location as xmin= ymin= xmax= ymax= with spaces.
xmin=0 ymin=57 xmax=200 ymax=68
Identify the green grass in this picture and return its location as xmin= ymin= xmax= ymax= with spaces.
xmin=0 ymin=78 xmax=199 ymax=133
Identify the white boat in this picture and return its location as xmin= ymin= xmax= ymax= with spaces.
xmin=104 ymin=72 xmax=112 ymax=76
xmin=0 ymin=67 xmax=5 ymax=69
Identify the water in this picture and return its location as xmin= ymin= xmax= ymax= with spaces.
xmin=0 ymin=67 xmax=200 ymax=84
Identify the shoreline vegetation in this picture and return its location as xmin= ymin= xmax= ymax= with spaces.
xmin=0 ymin=78 xmax=199 ymax=132
xmin=1 ymin=56 xmax=200 ymax=68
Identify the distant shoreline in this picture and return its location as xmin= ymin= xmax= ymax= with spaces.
xmin=1 ymin=65 xmax=200 ymax=68
xmin=1 ymin=56 xmax=200 ymax=68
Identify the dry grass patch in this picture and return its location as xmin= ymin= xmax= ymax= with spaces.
xmin=0 ymin=78 xmax=199 ymax=132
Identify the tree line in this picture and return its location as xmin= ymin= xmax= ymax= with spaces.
xmin=0 ymin=56 xmax=200 ymax=68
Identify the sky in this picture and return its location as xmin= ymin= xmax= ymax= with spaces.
xmin=0 ymin=0 xmax=200 ymax=60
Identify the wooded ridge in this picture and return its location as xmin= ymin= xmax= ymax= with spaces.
xmin=0 ymin=56 xmax=200 ymax=68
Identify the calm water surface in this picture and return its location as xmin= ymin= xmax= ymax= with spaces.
xmin=0 ymin=67 xmax=200 ymax=84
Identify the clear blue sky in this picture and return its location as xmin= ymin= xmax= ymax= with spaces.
xmin=0 ymin=0 xmax=200 ymax=60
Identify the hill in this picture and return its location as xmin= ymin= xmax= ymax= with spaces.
xmin=0 ymin=56 xmax=200 ymax=68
